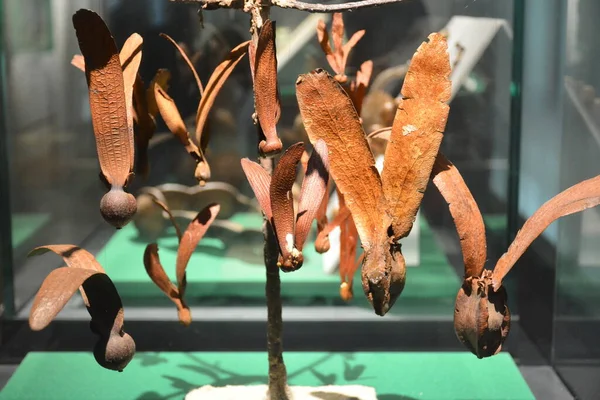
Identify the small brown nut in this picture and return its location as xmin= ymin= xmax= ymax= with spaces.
xmin=454 ymin=271 xmax=511 ymax=358
xmin=100 ymin=188 xmax=137 ymax=229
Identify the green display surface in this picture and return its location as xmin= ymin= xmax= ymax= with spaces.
xmin=98 ymin=213 xmax=460 ymax=302
xmin=11 ymin=213 xmax=50 ymax=249
xmin=0 ymin=351 xmax=534 ymax=400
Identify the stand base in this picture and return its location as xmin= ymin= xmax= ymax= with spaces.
xmin=186 ymin=385 xmax=377 ymax=400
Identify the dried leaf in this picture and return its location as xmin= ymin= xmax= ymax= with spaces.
xmin=431 ymin=153 xmax=486 ymax=278
xmin=339 ymin=193 xmax=360 ymax=302
xmin=120 ymin=33 xmax=143 ymax=176
xmin=147 ymin=69 xmax=171 ymax=118
xmin=176 ymin=203 xmax=220 ymax=298
xmin=349 ymin=60 xmax=373 ymax=115
xmin=29 ymin=245 xmax=105 ymax=273
xmin=255 ymin=20 xmax=282 ymax=156
xmin=317 ymin=13 xmax=364 ymax=81
xmin=295 ymin=140 xmax=329 ymax=250
xmin=248 ymin=41 xmax=256 ymax=84
xmin=73 ymin=9 xmax=133 ymax=188
xmin=316 ymin=19 xmax=332 ymax=57
xmin=330 ymin=13 xmax=345 ymax=74
xmin=154 ymin=85 xmax=189 ymax=146
xmin=314 ymin=179 xmax=332 ymax=253
xmin=381 ymin=32 xmax=451 ymax=240
xmin=241 ymin=158 xmax=273 ymax=219
xmin=492 ymin=174 xmax=600 ymax=290
xmin=160 ymin=33 xmax=204 ymax=95
xmin=296 ymin=69 xmax=386 ymax=248
xmin=270 ymin=143 xmax=305 ymax=270
xmin=29 ymin=267 xmax=101 ymax=331
xmin=195 ymin=41 xmax=249 ymax=152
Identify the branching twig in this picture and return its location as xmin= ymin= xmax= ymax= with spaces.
xmin=170 ymin=0 xmax=405 ymax=13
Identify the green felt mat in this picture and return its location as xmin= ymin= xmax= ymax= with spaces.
xmin=98 ymin=213 xmax=460 ymax=301
xmin=0 ymin=351 xmax=534 ymax=400
xmin=11 ymin=213 xmax=51 ymax=249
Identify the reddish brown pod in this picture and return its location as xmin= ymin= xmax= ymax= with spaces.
xmin=73 ymin=9 xmax=140 ymax=229
xmin=297 ymin=33 xmax=451 ymax=316
xmin=241 ymin=141 xmax=329 ymax=272
xmin=28 ymin=245 xmax=135 ymax=371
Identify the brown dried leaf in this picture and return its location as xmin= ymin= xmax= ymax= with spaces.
xmin=296 ymin=69 xmax=386 ymax=248
xmin=195 ymin=41 xmax=250 ymax=151
xmin=339 ymin=194 xmax=360 ymax=301
xmin=151 ymin=198 xmax=183 ymax=242
xmin=255 ymin=20 xmax=282 ymax=156
xmin=241 ymin=158 xmax=273 ymax=219
xmin=29 ymin=245 xmax=105 ymax=273
xmin=248 ymin=41 xmax=256 ymax=84
xmin=120 ymin=33 xmax=143 ymax=175
xmin=350 ymin=60 xmax=373 ymax=115
xmin=176 ymin=203 xmax=220 ymax=298
xmin=314 ymin=179 xmax=332 ymax=253
xmin=29 ymin=267 xmax=101 ymax=331
xmin=330 ymin=13 xmax=345 ymax=74
xmin=271 ymin=143 xmax=305 ymax=270
xmin=492 ymin=174 xmax=600 ymax=290
xmin=73 ymin=9 xmax=133 ymax=187
xmin=342 ymin=30 xmax=365 ymax=70
xmin=160 ymin=33 xmax=204 ymax=95
xmin=147 ymin=69 xmax=171 ymax=118
xmin=431 ymin=153 xmax=486 ymax=278
xmin=154 ymin=85 xmax=188 ymax=145
xmin=316 ymin=19 xmax=332 ymax=57
xmin=295 ymin=140 xmax=329 ymax=250
xmin=381 ymin=32 xmax=451 ymax=240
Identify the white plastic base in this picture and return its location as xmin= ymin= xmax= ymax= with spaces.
xmin=185 ymin=384 xmax=378 ymax=400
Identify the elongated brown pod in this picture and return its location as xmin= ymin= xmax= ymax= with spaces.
xmin=73 ymin=9 xmax=137 ymax=229
xmin=255 ymin=20 xmax=283 ymax=156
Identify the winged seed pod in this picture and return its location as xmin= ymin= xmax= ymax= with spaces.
xmin=296 ymin=33 xmax=451 ymax=316
xmin=143 ymin=202 xmax=220 ymax=325
xmin=241 ymin=141 xmax=329 ymax=272
xmin=253 ymin=20 xmax=283 ymax=156
xmin=28 ymin=245 xmax=135 ymax=371
xmin=154 ymin=40 xmax=249 ymax=185
xmin=73 ymin=9 xmax=139 ymax=229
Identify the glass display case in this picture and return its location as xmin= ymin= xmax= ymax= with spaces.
xmin=1 ymin=0 xmax=594 ymax=399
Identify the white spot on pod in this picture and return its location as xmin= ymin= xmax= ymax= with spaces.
xmin=402 ymin=124 xmax=417 ymax=136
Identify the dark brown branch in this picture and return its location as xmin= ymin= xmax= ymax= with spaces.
xmin=170 ymin=0 xmax=405 ymax=12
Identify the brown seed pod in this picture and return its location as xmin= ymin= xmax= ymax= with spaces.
xmin=254 ymin=20 xmax=283 ymax=156
xmin=73 ymin=9 xmax=138 ymax=229
xmin=241 ymin=141 xmax=330 ymax=273
xmin=28 ymin=245 xmax=135 ymax=371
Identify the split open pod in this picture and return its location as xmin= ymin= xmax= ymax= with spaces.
xmin=296 ymin=33 xmax=451 ymax=316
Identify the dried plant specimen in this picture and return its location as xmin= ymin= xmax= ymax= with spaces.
xmin=73 ymin=9 xmax=139 ymax=229
xmin=297 ymin=33 xmax=450 ymax=315
xmin=316 ymin=12 xmax=365 ymax=83
xmin=143 ymin=203 xmax=220 ymax=325
xmin=241 ymin=141 xmax=329 ymax=271
xmin=160 ymin=33 xmax=204 ymax=95
xmin=253 ymin=19 xmax=283 ymax=156
xmin=154 ymin=41 xmax=249 ymax=185
xmin=28 ymin=245 xmax=134 ymax=371
xmin=337 ymin=193 xmax=361 ymax=301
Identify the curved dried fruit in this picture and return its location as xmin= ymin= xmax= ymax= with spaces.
xmin=241 ymin=158 xmax=273 ymax=219
xmin=271 ymin=143 xmax=305 ymax=271
xmin=254 ymin=20 xmax=282 ymax=156
xmin=381 ymin=32 xmax=451 ymax=240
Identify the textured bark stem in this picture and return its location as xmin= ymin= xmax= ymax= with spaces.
xmin=171 ymin=0 xmax=405 ymax=12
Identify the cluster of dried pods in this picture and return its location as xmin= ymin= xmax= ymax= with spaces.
xmin=27 ymin=245 xmax=135 ymax=371
xmin=297 ymin=33 xmax=451 ymax=316
xmin=241 ymin=141 xmax=329 ymax=271
xmin=143 ymin=201 xmax=220 ymax=325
